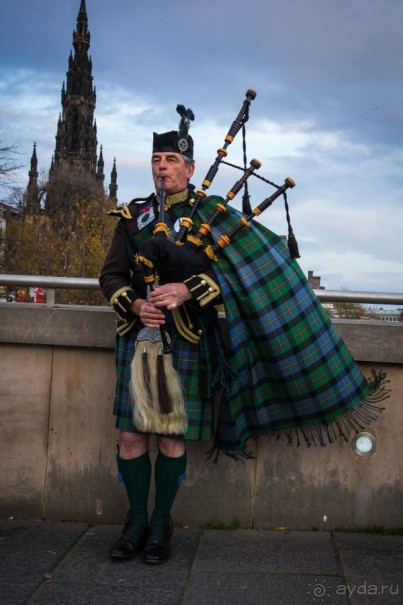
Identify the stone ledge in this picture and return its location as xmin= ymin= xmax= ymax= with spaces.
xmin=0 ymin=303 xmax=402 ymax=363
xmin=0 ymin=303 xmax=116 ymax=348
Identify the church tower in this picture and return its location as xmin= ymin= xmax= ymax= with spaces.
xmin=25 ymin=0 xmax=118 ymax=214
xmin=53 ymin=0 xmax=98 ymax=175
xmin=45 ymin=0 xmax=109 ymax=212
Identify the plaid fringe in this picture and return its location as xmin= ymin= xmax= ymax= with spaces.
xmin=207 ymin=370 xmax=389 ymax=462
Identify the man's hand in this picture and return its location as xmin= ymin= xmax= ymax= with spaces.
xmin=130 ymin=298 xmax=166 ymax=328
xmin=129 ymin=283 xmax=192 ymax=328
xmin=148 ymin=283 xmax=192 ymax=310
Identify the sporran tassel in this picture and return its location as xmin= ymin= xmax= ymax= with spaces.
xmin=141 ymin=344 xmax=152 ymax=401
xmin=157 ymin=347 xmax=172 ymax=414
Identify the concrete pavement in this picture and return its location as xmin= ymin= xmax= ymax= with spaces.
xmin=0 ymin=519 xmax=402 ymax=605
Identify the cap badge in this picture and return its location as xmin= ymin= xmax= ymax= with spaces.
xmin=177 ymin=138 xmax=189 ymax=153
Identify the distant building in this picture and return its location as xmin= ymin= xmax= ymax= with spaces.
xmin=25 ymin=0 xmax=118 ymax=213
xmin=369 ymin=308 xmax=402 ymax=323
xmin=307 ymin=270 xmax=339 ymax=317
xmin=307 ymin=270 xmax=324 ymax=290
xmin=306 ymin=271 xmax=402 ymax=322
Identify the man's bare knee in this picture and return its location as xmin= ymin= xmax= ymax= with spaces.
xmin=157 ymin=436 xmax=185 ymax=457
xmin=119 ymin=431 xmax=149 ymax=459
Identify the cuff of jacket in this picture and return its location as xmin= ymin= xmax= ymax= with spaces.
xmin=110 ymin=286 xmax=138 ymax=321
xmin=116 ymin=317 xmax=137 ymax=336
xmin=183 ymin=273 xmax=221 ymax=308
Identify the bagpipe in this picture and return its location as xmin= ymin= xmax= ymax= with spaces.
xmin=131 ymin=90 xmax=297 ymax=435
xmin=136 ymin=89 xmax=298 ymax=285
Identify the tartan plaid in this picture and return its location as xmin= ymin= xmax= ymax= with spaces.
xmin=114 ymin=309 xmax=223 ymax=441
xmin=193 ymin=198 xmax=381 ymax=455
xmin=113 ymin=195 xmax=384 ymax=456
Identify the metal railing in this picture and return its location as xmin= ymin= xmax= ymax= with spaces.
xmin=0 ymin=274 xmax=98 ymax=291
xmin=1 ymin=273 xmax=403 ymax=306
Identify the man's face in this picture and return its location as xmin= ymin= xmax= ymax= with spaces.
xmin=151 ymin=152 xmax=195 ymax=195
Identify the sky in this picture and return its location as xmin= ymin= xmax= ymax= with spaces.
xmin=0 ymin=0 xmax=402 ymax=295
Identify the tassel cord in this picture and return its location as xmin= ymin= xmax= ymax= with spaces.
xmin=241 ymin=122 xmax=252 ymax=215
xmin=157 ymin=350 xmax=173 ymax=414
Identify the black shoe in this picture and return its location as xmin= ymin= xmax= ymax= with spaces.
xmin=143 ymin=513 xmax=173 ymax=564
xmin=109 ymin=511 xmax=148 ymax=560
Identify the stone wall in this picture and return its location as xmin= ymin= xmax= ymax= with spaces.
xmin=1 ymin=303 xmax=402 ymax=529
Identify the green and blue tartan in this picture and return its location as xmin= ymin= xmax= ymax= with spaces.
xmin=113 ymin=196 xmax=386 ymax=457
xmin=114 ymin=314 xmax=223 ymax=440
xmin=194 ymin=198 xmax=386 ymax=457
xmin=114 ymin=205 xmax=225 ymax=440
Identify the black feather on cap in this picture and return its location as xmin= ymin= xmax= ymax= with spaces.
xmin=152 ymin=105 xmax=195 ymax=159
xmin=176 ymin=104 xmax=195 ymax=138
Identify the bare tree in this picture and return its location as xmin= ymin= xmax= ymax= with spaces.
xmin=0 ymin=142 xmax=24 ymax=196
xmin=331 ymin=300 xmax=378 ymax=320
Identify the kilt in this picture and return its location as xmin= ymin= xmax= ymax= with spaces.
xmin=114 ymin=311 xmax=224 ymax=440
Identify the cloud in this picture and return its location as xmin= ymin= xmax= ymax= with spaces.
xmin=0 ymin=0 xmax=402 ymax=294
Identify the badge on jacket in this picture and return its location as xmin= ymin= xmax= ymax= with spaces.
xmin=137 ymin=203 xmax=155 ymax=230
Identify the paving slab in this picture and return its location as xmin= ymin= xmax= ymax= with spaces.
xmin=28 ymin=526 xmax=201 ymax=605
xmin=182 ymin=572 xmax=349 ymax=605
xmin=334 ymin=532 xmax=403 ymax=605
xmin=191 ymin=529 xmax=342 ymax=575
xmin=0 ymin=519 xmax=88 ymax=605
xmin=29 ymin=576 xmax=188 ymax=605
xmin=182 ymin=530 xmax=349 ymax=605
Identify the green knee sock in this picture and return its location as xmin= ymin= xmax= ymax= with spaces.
xmin=117 ymin=451 xmax=151 ymax=527
xmin=150 ymin=450 xmax=187 ymax=526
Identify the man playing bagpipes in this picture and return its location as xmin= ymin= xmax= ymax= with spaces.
xmin=99 ymin=95 xmax=387 ymax=564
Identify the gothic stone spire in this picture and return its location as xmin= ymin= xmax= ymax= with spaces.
xmin=74 ymin=0 xmax=91 ymax=52
xmin=109 ymin=158 xmax=118 ymax=202
xmin=24 ymin=143 xmax=40 ymax=212
xmin=47 ymin=0 xmax=103 ymax=212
